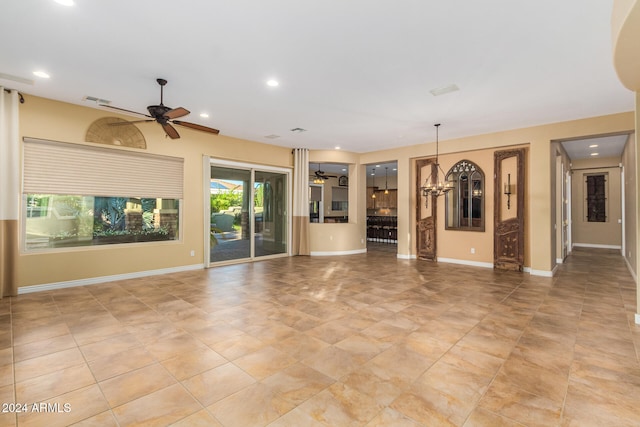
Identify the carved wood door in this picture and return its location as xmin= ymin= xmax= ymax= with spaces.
xmin=417 ymin=159 xmax=437 ymax=260
xmin=494 ymin=149 xmax=525 ymax=271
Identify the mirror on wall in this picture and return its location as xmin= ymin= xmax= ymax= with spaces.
xmin=309 ymin=163 xmax=349 ymax=223
xmin=445 ymin=160 xmax=485 ymax=231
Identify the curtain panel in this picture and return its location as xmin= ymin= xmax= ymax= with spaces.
xmin=292 ymin=148 xmax=310 ymax=255
xmin=0 ymin=88 xmax=20 ymax=297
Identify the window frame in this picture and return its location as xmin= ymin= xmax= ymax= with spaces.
xmin=22 ymin=138 xmax=184 ymax=252
xmin=584 ymin=172 xmax=608 ymax=223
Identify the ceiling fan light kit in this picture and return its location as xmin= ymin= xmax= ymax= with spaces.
xmin=311 ymin=163 xmax=338 ymax=184
xmin=100 ymin=78 xmax=220 ymax=140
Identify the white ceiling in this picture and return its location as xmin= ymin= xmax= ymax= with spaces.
xmin=561 ymin=134 xmax=630 ymax=161
xmin=0 ymin=0 xmax=634 ymax=153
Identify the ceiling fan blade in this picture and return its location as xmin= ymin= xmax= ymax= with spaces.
xmin=109 ymin=119 xmax=154 ymax=126
xmin=172 ymin=120 xmax=220 ymax=135
xmin=164 ymin=107 xmax=190 ymax=119
xmin=162 ymin=123 xmax=180 ymax=139
xmin=99 ymin=104 xmax=152 ymax=118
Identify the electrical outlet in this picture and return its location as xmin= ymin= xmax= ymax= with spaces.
xmin=190 ymin=250 xmax=195 ymax=257
xmin=470 ymin=248 xmax=475 ymax=254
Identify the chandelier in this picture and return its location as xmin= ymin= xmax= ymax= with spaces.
xmin=420 ymin=123 xmax=453 ymax=204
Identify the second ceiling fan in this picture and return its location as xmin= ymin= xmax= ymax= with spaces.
xmin=101 ymin=78 xmax=220 ymax=140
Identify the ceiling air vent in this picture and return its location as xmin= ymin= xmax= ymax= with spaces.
xmin=430 ymin=84 xmax=459 ymax=97
xmin=290 ymin=128 xmax=307 ymax=133
xmin=264 ymin=134 xmax=280 ymax=139
xmin=83 ymin=95 xmax=111 ymax=104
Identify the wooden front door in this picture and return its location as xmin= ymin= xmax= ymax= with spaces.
xmin=494 ymin=149 xmax=525 ymax=271
xmin=417 ymin=159 xmax=437 ymax=260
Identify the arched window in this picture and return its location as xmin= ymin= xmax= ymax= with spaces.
xmin=445 ymin=160 xmax=484 ymax=231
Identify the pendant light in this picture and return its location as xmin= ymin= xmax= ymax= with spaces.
xmin=420 ymin=123 xmax=453 ymax=205
xmin=384 ymin=167 xmax=389 ymax=194
xmin=370 ymin=168 xmax=376 ymax=199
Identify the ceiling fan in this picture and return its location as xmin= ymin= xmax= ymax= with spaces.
xmin=311 ymin=164 xmax=338 ymax=180
xmin=100 ymin=78 xmax=220 ymax=140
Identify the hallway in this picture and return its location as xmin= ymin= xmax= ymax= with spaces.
xmin=1 ymin=248 xmax=638 ymax=426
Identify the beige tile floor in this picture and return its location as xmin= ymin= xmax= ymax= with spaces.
xmin=0 ymin=247 xmax=639 ymax=426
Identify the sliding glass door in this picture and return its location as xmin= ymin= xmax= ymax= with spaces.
xmin=209 ymin=161 xmax=289 ymax=264
xmin=255 ymin=170 xmax=287 ymax=257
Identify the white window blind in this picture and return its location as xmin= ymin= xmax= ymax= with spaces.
xmin=23 ymin=138 xmax=184 ymax=199
xmin=332 ymin=187 xmax=348 ymax=202
xmin=310 ymin=185 xmax=322 ymax=202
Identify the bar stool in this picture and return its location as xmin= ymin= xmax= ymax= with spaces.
xmin=382 ymin=216 xmax=391 ymax=243
xmin=390 ymin=216 xmax=397 ymax=243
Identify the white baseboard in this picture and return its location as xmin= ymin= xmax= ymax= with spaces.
xmin=310 ymin=248 xmax=367 ymax=256
xmin=437 ymin=257 xmax=493 ymax=269
xmin=431 ymin=257 xmax=554 ymax=277
xmin=556 ymin=258 xmax=564 ymax=264
xmin=18 ymin=263 xmax=205 ymax=294
xmin=573 ymin=243 xmax=622 ymax=250
xmin=636 ymin=313 xmax=640 ymax=325
xmin=623 ymin=257 xmax=637 ymax=282
xmin=396 ymin=254 xmax=416 ymax=260
xmin=526 ymin=267 xmax=554 ymax=277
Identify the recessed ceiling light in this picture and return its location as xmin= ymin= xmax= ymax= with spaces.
xmin=590 ymin=152 xmax=599 ymax=156
xmin=589 ymin=144 xmax=598 ymax=148
xmin=335 ymin=146 xmax=341 ymax=150
xmin=199 ymin=113 xmax=209 ymax=118
xmin=266 ymin=79 xmax=279 ymax=87
xmin=54 ymin=0 xmax=74 ymax=5
xmin=393 ymin=168 xmax=397 ymax=171
xmin=342 ymin=168 xmax=347 ymax=172
xmin=375 ymin=165 xmax=380 ymax=168
xmin=33 ymin=70 xmax=50 ymax=79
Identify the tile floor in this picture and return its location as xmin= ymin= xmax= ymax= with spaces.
xmin=0 ymin=247 xmax=638 ymax=426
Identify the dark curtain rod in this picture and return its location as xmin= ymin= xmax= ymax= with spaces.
xmin=2 ymin=88 xmax=25 ymax=103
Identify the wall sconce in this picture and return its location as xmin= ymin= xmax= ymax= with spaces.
xmin=503 ymin=173 xmax=512 ymax=209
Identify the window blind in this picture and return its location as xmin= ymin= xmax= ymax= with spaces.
xmin=23 ymin=138 xmax=184 ymax=199
xmin=310 ymin=185 xmax=322 ymax=202
xmin=332 ymin=187 xmax=348 ymax=202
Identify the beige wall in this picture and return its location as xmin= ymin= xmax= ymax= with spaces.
xmin=613 ymin=0 xmax=640 ymax=320
xmin=612 ymin=0 xmax=640 ymax=91
xmin=425 ymin=146 xmax=529 ymax=266
xmin=18 ymin=96 xmax=293 ymax=288
xmin=360 ymin=112 xmax=634 ymax=273
xmin=570 ymin=157 xmax=623 ymax=247
xmin=622 ymin=132 xmax=637 ymax=275
xmin=636 ymin=94 xmax=640 ymax=318
xmin=12 ymin=95 xmax=637 ymax=289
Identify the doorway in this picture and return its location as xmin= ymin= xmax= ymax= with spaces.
xmin=208 ymin=160 xmax=290 ymax=264
xmin=560 ymin=134 xmax=629 ymax=256
xmin=366 ymin=161 xmax=398 ymax=254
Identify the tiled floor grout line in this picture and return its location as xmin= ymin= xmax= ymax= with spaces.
xmin=556 ymin=277 xmax=586 ymax=427
xmin=457 ymin=278 xmax=543 ymax=427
